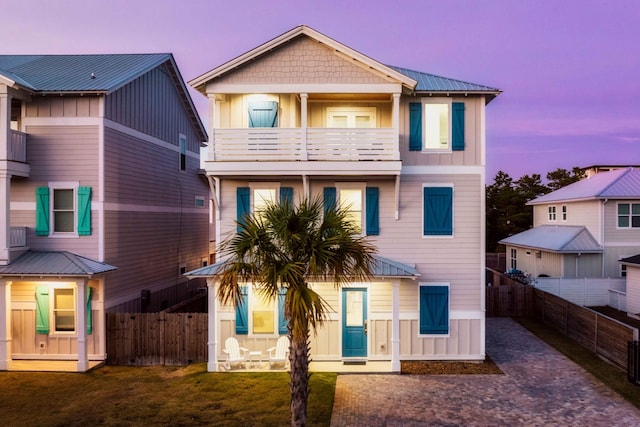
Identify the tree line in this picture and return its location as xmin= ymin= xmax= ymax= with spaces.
xmin=486 ymin=167 xmax=585 ymax=252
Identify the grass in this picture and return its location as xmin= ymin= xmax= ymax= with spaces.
xmin=516 ymin=317 xmax=640 ymax=409
xmin=0 ymin=363 xmax=336 ymax=427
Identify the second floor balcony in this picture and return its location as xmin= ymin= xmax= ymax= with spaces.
xmin=1 ymin=130 xmax=29 ymax=177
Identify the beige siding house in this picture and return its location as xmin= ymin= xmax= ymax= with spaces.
xmin=186 ymin=26 xmax=500 ymax=372
xmin=0 ymin=54 xmax=209 ymax=372
xmin=501 ymin=167 xmax=640 ymax=280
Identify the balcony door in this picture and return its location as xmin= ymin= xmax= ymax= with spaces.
xmin=327 ymin=107 xmax=376 ymax=128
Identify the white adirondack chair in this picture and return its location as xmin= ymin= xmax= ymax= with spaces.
xmin=267 ymin=336 xmax=290 ymax=369
xmin=223 ymin=337 xmax=249 ymax=369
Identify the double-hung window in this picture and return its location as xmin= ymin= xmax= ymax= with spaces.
xmin=35 ymin=286 xmax=93 ymax=335
xmin=510 ymin=248 xmax=517 ymax=270
xmin=323 ymin=185 xmax=379 ymax=236
xmin=618 ymin=203 xmax=640 ymax=228
xmin=419 ymin=284 xmax=449 ymax=335
xmin=36 ymin=183 xmax=92 ymax=236
xmin=423 ymin=185 xmax=453 ymax=237
xmin=235 ymin=286 xmax=287 ymax=336
xmin=409 ymin=100 xmax=465 ymax=152
xmin=548 ymin=206 xmax=557 ymax=222
xmin=236 ymin=184 xmax=293 ymax=230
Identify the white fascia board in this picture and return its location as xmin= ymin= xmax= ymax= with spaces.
xmin=205 ymin=83 xmax=404 ymax=94
xmin=203 ymin=160 xmax=402 ymax=176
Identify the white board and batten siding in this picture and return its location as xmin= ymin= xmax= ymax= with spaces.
xmin=626 ymin=266 xmax=640 ymax=317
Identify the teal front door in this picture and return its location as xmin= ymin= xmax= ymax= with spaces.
xmin=342 ymin=288 xmax=367 ymax=357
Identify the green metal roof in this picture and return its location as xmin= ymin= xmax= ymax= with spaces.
xmin=0 ymin=251 xmax=117 ymax=277
xmin=0 ymin=54 xmax=171 ymax=93
xmin=388 ymin=65 xmax=501 ymax=99
xmin=184 ymin=256 xmax=419 ymax=279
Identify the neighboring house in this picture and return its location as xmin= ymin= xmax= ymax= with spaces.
xmin=186 ymin=25 xmax=501 ymax=372
xmin=501 ymin=167 xmax=640 ymax=279
xmin=622 ymin=255 xmax=640 ymax=318
xmin=0 ymin=54 xmax=209 ymax=372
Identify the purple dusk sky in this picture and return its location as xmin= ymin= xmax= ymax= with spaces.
xmin=3 ymin=0 xmax=639 ymax=182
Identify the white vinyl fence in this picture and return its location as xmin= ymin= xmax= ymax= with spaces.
xmin=532 ymin=277 xmax=626 ymax=308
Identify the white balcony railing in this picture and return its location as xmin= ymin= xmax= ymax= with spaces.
xmin=210 ymin=128 xmax=397 ymax=162
xmin=10 ymin=227 xmax=26 ymax=248
xmin=9 ymin=130 xmax=27 ymax=162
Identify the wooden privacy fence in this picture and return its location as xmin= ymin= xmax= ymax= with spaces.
xmin=532 ymin=288 xmax=638 ymax=371
xmin=486 ymin=284 xmax=534 ymax=317
xmin=107 ymin=312 xmax=207 ymax=366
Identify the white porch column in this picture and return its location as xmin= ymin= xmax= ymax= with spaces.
xmin=300 ymin=93 xmax=308 ymax=160
xmin=0 ymin=87 xmax=11 ymax=265
xmin=392 ymin=93 xmax=401 ymax=161
xmin=207 ymin=278 xmax=218 ymax=372
xmin=76 ymin=279 xmax=88 ymax=372
xmin=207 ymin=94 xmax=217 ymax=161
xmin=0 ymin=279 xmax=11 ymax=370
xmin=391 ymin=280 xmax=400 ymax=372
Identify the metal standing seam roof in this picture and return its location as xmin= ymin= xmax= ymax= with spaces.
xmin=184 ymin=255 xmax=420 ymax=279
xmin=499 ymin=225 xmax=603 ymax=253
xmin=529 ymin=167 xmax=640 ymax=205
xmin=387 ymin=65 xmax=501 ymax=93
xmin=0 ymin=251 xmax=117 ymax=277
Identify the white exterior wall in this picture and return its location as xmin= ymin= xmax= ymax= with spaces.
xmin=626 ymin=265 xmax=640 ymax=317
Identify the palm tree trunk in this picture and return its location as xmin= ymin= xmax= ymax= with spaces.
xmin=289 ymin=328 xmax=310 ymax=427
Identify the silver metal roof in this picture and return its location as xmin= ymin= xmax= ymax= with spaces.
xmin=388 ymin=65 xmax=501 ymax=94
xmin=529 ymin=167 xmax=640 ymax=205
xmin=0 ymin=251 xmax=117 ymax=277
xmin=185 ymin=255 xmax=419 ymax=279
xmin=499 ymin=225 xmax=602 ymax=253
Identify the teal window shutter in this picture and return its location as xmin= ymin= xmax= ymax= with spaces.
xmin=278 ymin=287 xmax=288 ymax=334
xmin=236 ymin=286 xmax=249 ymax=334
xmin=35 ymin=287 xmax=50 ymax=334
xmin=323 ymin=187 xmax=336 ymax=214
xmin=77 ymin=186 xmax=92 ymax=236
xmin=423 ymin=187 xmax=453 ymax=235
xmin=365 ymin=187 xmax=379 ymax=236
xmin=237 ymin=187 xmax=250 ymax=232
xmin=280 ymin=187 xmax=293 ymax=205
xmin=409 ymin=102 xmax=423 ymax=151
xmin=248 ymin=101 xmax=278 ymax=128
xmin=419 ymin=286 xmax=449 ymax=334
xmin=87 ymin=286 xmax=93 ymax=335
xmin=35 ymin=187 xmax=50 ymax=236
xmin=452 ymin=102 xmax=465 ymax=151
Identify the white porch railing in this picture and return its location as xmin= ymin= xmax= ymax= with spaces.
xmin=210 ymin=128 xmax=397 ymax=162
xmin=10 ymin=227 xmax=26 ymax=247
xmin=9 ymin=130 xmax=27 ymax=162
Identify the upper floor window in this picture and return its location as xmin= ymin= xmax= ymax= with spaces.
xmin=548 ymin=206 xmax=557 ymax=222
xmin=327 ymin=107 xmax=376 ymax=128
xmin=618 ymin=203 xmax=640 ymax=228
xmin=423 ymin=185 xmax=453 ymax=237
xmin=337 ymin=185 xmax=365 ymax=234
xmin=621 ymin=264 xmax=627 ymax=278
xmin=409 ymin=100 xmax=465 ymax=152
xmin=562 ymin=205 xmax=567 ymax=221
xmin=36 ymin=183 xmax=92 ymax=236
xmin=179 ymin=134 xmax=187 ymax=171
xmin=236 ymin=185 xmax=293 ymax=232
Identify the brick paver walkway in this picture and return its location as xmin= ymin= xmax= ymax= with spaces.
xmin=330 ymin=317 xmax=640 ymax=426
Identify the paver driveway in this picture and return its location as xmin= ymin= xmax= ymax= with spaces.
xmin=330 ymin=317 xmax=640 ymax=426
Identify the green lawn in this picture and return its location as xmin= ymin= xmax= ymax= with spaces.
xmin=0 ymin=364 xmax=336 ymax=427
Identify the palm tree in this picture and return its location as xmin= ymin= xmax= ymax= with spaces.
xmin=216 ymin=196 xmax=375 ymax=427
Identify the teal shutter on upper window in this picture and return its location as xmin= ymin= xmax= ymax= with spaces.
xmin=236 ymin=286 xmax=249 ymax=335
xmin=278 ymin=287 xmax=288 ymax=335
xmin=409 ymin=102 xmax=423 ymax=151
xmin=419 ymin=286 xmax=449 ymax=334
xmin=35 ymin=287 xmax=50 ymax=334
xmin=280 ymin=187 xmax=293 ymax=205
xmin=87 ymin=286 xmax=93 ymax=335
xmin=323 ymin=187 xmax=336 ymax=214
xmin=423 ymin=187 xmax=453 ymax=235
xmin=365 ymin=187 xmax=379 ymax=236
xmin=35 ymin=187 xmax=50 ymax=236
xmin=452 ymin=102 xmax=465 ymax=151
xmin=248 ymin=101 xmax=278 ymax=128
xmin=237 ymin=187 xmax=250 ymax=232
xmin=77 ymin=186 xmax=92 ymax=236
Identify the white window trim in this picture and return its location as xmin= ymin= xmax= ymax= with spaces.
xmin=548 ymin=206 xmax=557 ymax=222
xmin=418 ymin=282 xmax=450 ymax=338
xmin=49 ymin=181 xmax=79 ymax=238
xmin=421 ymin=98 xmax=452 ymax=153
xmin=336 ymin=182 xmax=366 ymax=236
xmin=326 ymin=107 xmax=377 ymax=128
xmin=247 ymin=285 xmax=280 ymax=338
xmin=249 ymin=182 xmax=280 ymax=214
xmin=510 ymin=248 xmax=517 ymax=270
xmin=617 ymin=202 xmax=640 ymax=229
xmin=49 ymin=284 xmax=77 ymax=336
xmin=422 ymin=183 xmax=455 ymax=239
xmin=561 ymin=205 xmax=567 ymax=222
xmin=195 ymin=196 xmax=206 ymax=208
